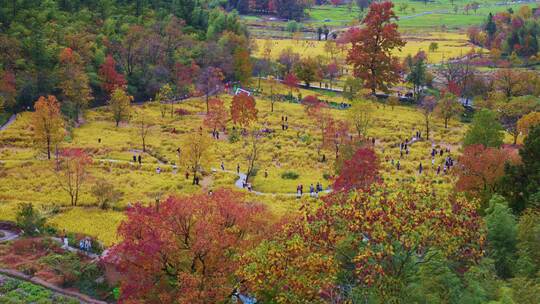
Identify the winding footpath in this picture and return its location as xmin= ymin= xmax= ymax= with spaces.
xmin=212 ymin=168 xmax=332 ymax=197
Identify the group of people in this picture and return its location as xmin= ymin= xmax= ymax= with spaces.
xmin=242 ymin=179 xmax=253 ymax=191
xmin=211 ymin=129 xmax=221 ymax=139
xmin=132 ymin=154 xmax=142 ymax=164
xmin=281 ymin=116 xmax=289 ymax=130
xmin=296 ymin=182 xmax=324 ymax=198
xmin=78 ymin=237 xmax=93 ymax=252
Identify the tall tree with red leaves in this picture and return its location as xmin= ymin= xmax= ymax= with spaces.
xmin=99 ymin=55 xmax=127 ymax=96
xmin=109 ymin=189 xmax=269 ymax=304
xmin=283 ymin=73 xmax=299 ymax=96
xmin=333 ymin=147 xmax=381 ymax=191
xmin=346 ymin=1 xmax=404 ymax=95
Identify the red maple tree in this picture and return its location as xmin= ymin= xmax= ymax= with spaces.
xmin=203 ymin=97 xmax=228 ymax=132
xmin=0 ymin=70 xmax=16 ymax=107
xmin=109 ymin=189 xmax=269 ymax=303
xmin=175 ymin=60 xmax=199 ymax=96
xmin=283 ymin=73 xmax=299 ymax=96
xmin=99 ymin=55 xmax=127 ymax=96
xmin=346 ymin=1 xmax=404 ymax=94
xmin=333 ymin=148 xmax=381 ymax=191
xmin=230 ymin=92 xmax=258 ymax=129
xmin=302 ymin=95 xmax=326 ymax=116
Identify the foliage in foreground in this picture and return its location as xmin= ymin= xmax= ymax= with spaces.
xmin=108 ymin=189 xmax=271 ymax=303
xmin=239 ymin=183 xmax=485 ymax=303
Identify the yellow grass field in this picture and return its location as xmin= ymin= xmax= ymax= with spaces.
xmin=1 ymin=79 xmax=510 ymax=246
xmin=254 ymin=32 xmax=478 ymax=63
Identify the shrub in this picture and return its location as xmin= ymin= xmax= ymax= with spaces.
xmin=228 ymin=128 xmax=240 ymax=143
xmin=40 ymin=253 xmax=82 ymax=287
xmin=174 ymin=108 xmax=190 ymax=116
xmin=91 ymin=180 xmax=123 ymax=210
xmin=12 ymin=238 xmax=59 ymax=255
xmin=281 ymin=171 xmax=299 ymax=179
xmin=16 ymin=203 xmax=46 ymax=236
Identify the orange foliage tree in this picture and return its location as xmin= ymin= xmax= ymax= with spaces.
xmin=456 ymin=144 xmax=518 ymax=201
xmin=32 ymin=95 xmax=64 ymax=160
xmin=517 ymin=111 xmax=540 ymax=137
xmin=109 ymin=189 xmax=270 ymax=303
xmin=203 ymin=98 xmax=228 ymax=132
xmin=346 ymin=1 xmax=404 ymax=94
xmin=230 ymin=92 xmax=258 ymax=129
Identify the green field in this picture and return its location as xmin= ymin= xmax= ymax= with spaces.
xmin=280 ymin=1 xmax=540 ymax=30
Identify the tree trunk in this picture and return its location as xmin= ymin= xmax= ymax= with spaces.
xmin=513 ymin=132 xmax=518 ymax=145
xmin=206 ymin=94 xmax=209 ymax=114
xmin=444 ymin=118 xmax=448 ymax=129
xmin=425 ymin=117 xmax=430 ymax=140
xmin=47 ymin=137 xmax=51 ymax=160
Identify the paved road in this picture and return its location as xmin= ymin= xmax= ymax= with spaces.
xmin=212 ymin=168 xmax=332 ymax=197
xmin=0 ymin=114 xmax=16 ymax=131
xmin=0 ymin=229 xmax=19 ymax=242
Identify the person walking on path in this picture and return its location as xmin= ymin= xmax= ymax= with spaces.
xmin=396 ymin=160 xmax=401 ymax=170
xmin=418 ymin=162 xmax=423 ymax=174
xmin=309 ymin=184 xmax=315 ymax=197
xmin=221 ymin=161 xmax=225 ymax=171
xmin=138 ymin=155 xmax=142 ymax=165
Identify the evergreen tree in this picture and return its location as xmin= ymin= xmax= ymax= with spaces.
xmin=501 ymin=126 xmax=540 ymax=212
xmin=485 ymin=195 xmax=517 ymax=279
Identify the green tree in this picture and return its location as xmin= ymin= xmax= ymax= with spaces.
xmin=435 ymin=93 xmax=463 ymax=128
xmin=155 ymin=84 xmax=174 ymax=119
xmin=109 ymin=88 xmax=132 ymax=127
xmin=463 ymin=109 xmax=504 ymax=148
xmin=405 ymin=53 xmax=426 ymax=100
xmin=16 ymin=203 xmax=46 ymax=236
xmin=515 ymin=210 xmax=540 ymax=277
xmin=294 ymin=57 xmax=320 ymax=88
xmin=501 ymin=126 xmax=540 ymax=212
xmin=485 ymin=195 xmax=517 ymax=279
xmin=342 ymin=77 xmax=362 ymax=102
xmin=91 ymin=179 xmax=123 ymax=210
